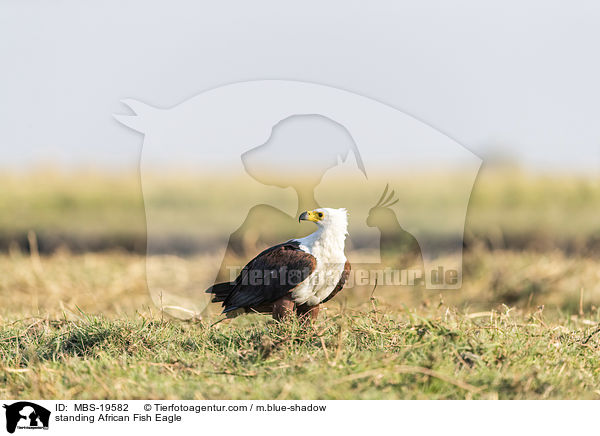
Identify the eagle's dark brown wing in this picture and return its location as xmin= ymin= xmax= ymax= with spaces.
xmin=321 ymin=260 xmax=351 ymax=303
xmin=206 ymin=241 xmax=316 ymax=313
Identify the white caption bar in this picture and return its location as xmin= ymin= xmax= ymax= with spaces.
xmin=0 ymin=400 xmax=595 ymax=436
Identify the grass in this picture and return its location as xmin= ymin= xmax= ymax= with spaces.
xmin=1 ymin=248 xmax=600 ymax=399
xmin=2 ymin=306 xmax=600 ymax=399
xmin=1 ymin=168 xmax=599 ymax=252
xmin=1 ymin=168 xmax=600 ymax=399
xmin=2 ymin=247 xmax=598 ymax=321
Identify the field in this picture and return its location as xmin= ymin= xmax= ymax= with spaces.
xmin=1 ymin=168 xmax=600 ymax=399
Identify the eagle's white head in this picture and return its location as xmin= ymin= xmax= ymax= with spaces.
xmin=299 ymin=207 xmax=348 ymax=238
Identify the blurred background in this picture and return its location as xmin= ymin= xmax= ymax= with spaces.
xmin=1 ymin=1 xmax=599 ymax=320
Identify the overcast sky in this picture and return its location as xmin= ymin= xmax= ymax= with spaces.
xmin=1 ymin=0 xmax=599 ymax=172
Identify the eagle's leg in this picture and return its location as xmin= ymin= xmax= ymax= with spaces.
xmin=296 ymin=304 xmax=320 ymax=321
xmin=272 ymin=295 xmax=295 ymax=321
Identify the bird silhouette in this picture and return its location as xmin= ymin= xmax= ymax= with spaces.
xmin=366 ymin=184 xmax=423 ymax=274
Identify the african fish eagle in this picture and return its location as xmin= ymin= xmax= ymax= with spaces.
xmin=207 ymin=208 xmax=351 ymax=320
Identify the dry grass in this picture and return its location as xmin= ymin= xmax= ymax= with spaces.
xmin=2 ymin=246 xmax=599 ymax=321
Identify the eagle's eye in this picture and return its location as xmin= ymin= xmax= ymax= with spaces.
xmin=317 ymin=212 xmax=324 ymax=218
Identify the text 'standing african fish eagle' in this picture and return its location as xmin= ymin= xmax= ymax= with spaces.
xmin=207 ymin=208 xmax=351 ymax=320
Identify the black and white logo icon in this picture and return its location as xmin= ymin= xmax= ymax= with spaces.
xmin=2 ymin=402 xmax=50 ymax=434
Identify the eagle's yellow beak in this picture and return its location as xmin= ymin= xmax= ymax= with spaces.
xmin=299 ymin=210 xmax=323 ymax=223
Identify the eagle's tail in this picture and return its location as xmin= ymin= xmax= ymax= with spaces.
xmin=205 ymin=282 xmax=234 ymax=303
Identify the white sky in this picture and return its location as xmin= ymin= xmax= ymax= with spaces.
xmin=1 ymin=0 xmax=599 ymax=172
